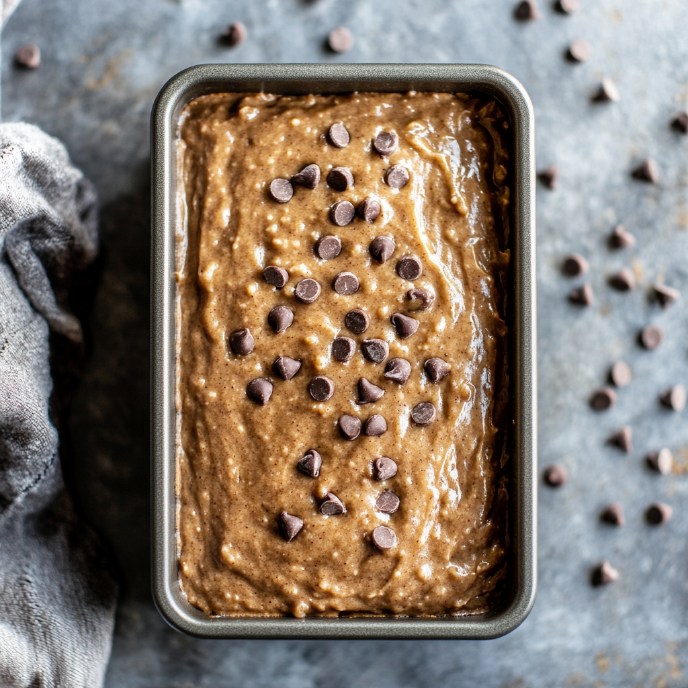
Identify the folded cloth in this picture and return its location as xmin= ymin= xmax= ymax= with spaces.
xmin=0 ymin=123 xmax=117 ymax=687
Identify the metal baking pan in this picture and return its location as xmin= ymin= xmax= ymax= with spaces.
xmin=151 ymin=63 xmax=537 ymax=639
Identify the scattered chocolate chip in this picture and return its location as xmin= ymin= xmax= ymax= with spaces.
xmin=610 ymin=224 xmax=636 ymax=248
xmin=609 ymin=267 xmax=635 ymax=291
xmin=358 ymin=378 xmax=385 ymax=404
xmin=327 ymin=166 xmax=354 ymax=192
xmin=411 ymin=402 xmax=436 ymax=426
xmin=364 ymin=414 xmax=387 ymax=436
xmin=592 ymin=561 xmax=619 ymax=586
xmin=273 ymin=356 xmax=302 ymax=380
xmin=332 ymin=337 xmax=356 ymax=362
xmin=373 ymin=131 xmax=399 ymax=156
xmin=297 ymin=449 xmax=322 ymax=478
xmin=609 ymin=426 xmax=632 ymax=453
xmin=384 ymin=358 xmax=411 ymax=385
xmin=391 ymin=313 xmax=419 ymax=339
xmin=425 ymin=357 xmax=449 ymax=384
xmin=640 ymin=325 xmax=664 ymax=349
xmin=373 ymin=457 xmax=398 ymax=481
xmin=315 ymin=235 xmax=342 ymax=261
xmin=653 ymin=283 xmax=680 ymax=308
xmin=569 ymin=284 xmax=593 ymax=306
xmin=269 ymin=178 xmax=293 ymax=203
xmin=327 ymin=122 xmax=350 ymax=148
xmin=278 ymin=511 xmax=303 ymax=541
xmin=591 ymin=388 xmax=616 ymax=411
xmin=291 ymin=163 xmax=321 ymax=189
xmin=594 ymin=78 xmax=620 ymax=103
xmin=330 ymin=200 xmax=356 ymax=226
xmin=309 ymin=376 xmax=335 ymax=402
xmin=557 ymin=0 xmax=579 ymax=13
xmin=407 ymin=288 xmax=435 ymax=311
xmin=358 ymin=197 xmax=381 ymax=223
xmin=247 ymin=378 xmax=273 ymax=405
xmin=328 ymin=27 xmax=353 ymax=53
xmin=320 ymin=492 xmax=347 ymax=515
xmin=361 ymin=339 xmax=389 ymax=364
xmin=632 ymin=159 xmax=658 ymax=183
xmin=14 ymin=44 xmax=40 ymax=69
xmin=338 ymin=414 xmax=362 ymax=440
xmin=563 ymin=254 xmax=588 ymax=277
xmin=660 ymin=385 xmax=686 ymax=411
xmin=514 ymin=0 xmax=540 ymax=20
xmin=268 ymin=305 xmax=294 ymax=333
xmin=369 ymin=235 xmax=396 ymax=263
xmin=538 ymin=165 xmax=558 ymax=190
xmin=647 ymin=448 xmax=673 ymax=474
xmin=294 ymin=278 xmax=322 ymax=304
xmin=543 ymin=464 xmax=568 ymax=487
xmin=333 ymin=271 xmax=360 ymax=295
xmin=263 ymin=265 xmax=289 ymax=288
xmin=601 ymin=503 xmax=625 ymax=526
xmin=568 ymin=39 xmax=591 ymax=62
xmin=646 ymin=502 xmax=672 ymax=526
xmin=396 ymin=255 xmax=423 ymax=281
xmin=222 ymin=21 xmax=247 ymax=47
xmin=345 ymin=309 xmax=370 ymax=334
xmin=371 ymin=525 xmax=397 ymax=550
xmin=610 ymin=361 xmax=632 ymax=387
xmin=384 ymin=165 xmax=410 ymax=189
xmin=229 ymin=328 xmax=254 ymax=356
xmin=376 ymin=490 xmax=400 ymax=514
xmin=672 ymin=110 xmax=688 ymax=134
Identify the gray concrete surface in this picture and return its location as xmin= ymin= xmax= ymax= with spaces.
xmin=3 ymin=0 xmax=688 ymax=685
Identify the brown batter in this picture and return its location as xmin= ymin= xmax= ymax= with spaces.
xmin=176 ymin=91 xmax=511 ymax=618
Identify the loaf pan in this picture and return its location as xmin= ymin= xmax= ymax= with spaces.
xmin=151 ymin=63 xmax=537 ymax=639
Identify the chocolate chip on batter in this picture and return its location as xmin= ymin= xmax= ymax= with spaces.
xmin=543 ymin=464 xmax=568 ymax=487
xmin=653 ymin=283 xmax=680 ymax=308
xmin=592 ymin=561 xmax=619 ymax=586
xmin=14 ymin=44 xmax=41 ymax=69
xmin=673 ymin=110 xmax=688 ymax=134
xmin=569 ymin=283 xmax=593 ymax=306
xmin=358 ymin=197 xmax=381 ymax=223
xmin=632 ymin=159 xmax=658 ymax=183
xmin=610 ymin=361 xmax=632 ymax=387
xmin=609 ymin=267 xmax=635 ymax=291
xmin=278 ymin=511 xmax=303 ymax=541
xmin=640 ymin=325 xmax=664 ymax=349
xmin=591 ymin=387 xmax=616 ymax=411
xmin=609 ymin=425 xmax=632 ymax=453
xmin=246 ymin=378 xmax=273 ymax=405
xmin=373 ymin=131 xmax=399 ymax=157
xmin=320 ymin=492 xmax=347 ymax=515
xmin=407 ymin=288 xmax=435 ymax=311
xmin=332 ymin=336 xmax=356 ymax=362
xmin=327 ymin=122 xmax=350 ymax=148
xmin=269 ymin=178 xmax=294 ymax=203
xmin=338 ymin=414 xmax=362 ymax=440
xmin=567 ymin=39 xmax=591 ymax=62
xmin=345 ymin=309 xmax=370 ymax=334
xmin=594 ymin=78 xmax=620 ymax=103
xmin=330 ymin=200 xmax=356 ymax=226
xmin=291 ymin=163 xmax=321 ymax=189
xmin=309 ymin=376 xmax=335 ymax=402
xmin=660 ymin=384 xmax=686 ymax=411
xmin=538 ymin=165 xmax=558 ymax=190
xmin=327 ymin=27 xmax=353 ymax=53
xmin=600 ymin=503 xmax=625 ymax=526
xmin=263 ymin=265 xmax=289 ymax=288
xmin=361 ymin=339 xmax=389 ymax=364
xmin=273 ymin=356 xmax=302 ymax=380
xmin=294 ymin=278 xmax=322 ymax=304
xmin=333 ymin=271 xmax=360 ymax=295
xmin=358 ymin=378 xmax=385 ymax=404
xmin=396 ymin=255 xmax=423 ymax=281
xmin=384 ymin=358 xmax=411 ymax=385
xmin=297 ymin=449 xmax=322 ymax=478
xmin=221 ymin=22 xmax=247 ymax=47
xmin=369 ymin=235 xmax=395 ymax=263
xmin=425 ymin=357 xmax=449 ymax=384
xmin=371 ymin=525 xmax=397 ymax=550
xmin=384 ymin=165 xmax=410 ymax=189
xmin=315 ymin=235 xmax=342 ymax=260
xmin=373 ymin=457 xmax=398 ymax=481
xmin=647 ymin=448 xmax=673 ymax=474
xmin=563 ymin=254 xmax=588 ymax=277
xmin=391 ymin=313 xmax=419 ymax=339
xmin=610 ymin=224 xmax=636 ymax=248
xmin=364 ymin=414 xmax=387 ymax=436
xmin=514 ymin=0 xmax=539 ymax=20
xmin=327 ymin=166 xmax=354 ymax=192
xmin=376 ymin=490 xmax=400 ymax=514
xmin=229 ymin=328 xmax=254 ymax=356
xmin=411 ymin=402 xmax=436 ymax=426
xmin=268 ymin=305 xmax=294 ymax=333
xmin=646 ymin=502 xmax=672 ymax=526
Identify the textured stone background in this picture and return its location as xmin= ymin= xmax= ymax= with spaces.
xmin=3 ymin=0 xmax=688 ymax=685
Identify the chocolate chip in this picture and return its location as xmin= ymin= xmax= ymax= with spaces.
xmin=391 ymin=313 xmax=419 ymax=339
xmin=538 ymin=165 xmax=558 ymax=190
xmin=568 ymin=39 xmax=591 ymax=62
xmin=338 ymin=414 xmax=362 ymax=440
xmin=384 ymin=358 xmax=411 ymax=385
xmin=601 ymin=503 xmax=625 ymax=526
xmin=361 ymin=339 xmax=389 ymax=364
xmin=610 ymin=361 xmax=632 ymax=387
xmin=358 ymin=378 xmax=385 ymax=404
xmin=373 ymin=457 xmax=398 ymax=481
xmin=563 ymin=254 xmax=588 ymax=277
xmin=647 ymin=448 xmax=673 ymax=474
xmin=514 ymin=0 xmax=540 ymax=20
xmin=14 ymin=44 xmax=40 ymax=69
xmin=632 ymin=159 xmax=657 ymax=183
xmin=396 ymin=255 xmax=422 ymax=281
xmin=569 ymin=284 xmax=593 ymax=306
xmin=591 ymin=387 xmax=616 ymax=411
xmin=294 ymin=278 xmax=322 ymax=304
xmin=320 ymin=492 xmax=347 ymax=515
xmin=291 ymin=163 xmax=321 ymax=189
xmin=263 ymin=265 xmax=289 ymax=288
xmin=222 ymin=22 xmax=247 ymax=47
xmin=594 ymin=78 xmax=620 ymax=103
xmin=278 ymin=511 xmax=303 ymax=541
xmin=640 ymin=325 xmax=664 ymax=349
xmin=660 ymin=385 xmax=686 ymax=411
xmin=592 ymin=561 xmax=619 ymax=586
xmin=268 ymin=305 xmax=294 ymax=333
xmin=646 ymin=502 xmax=672 ymax=526
xmin=309 ymin=376 xmax=335 ymax=402
xmin=333 ymin=271 xmax=360 ymax=295
xmin=407 ymin=288 xmax=435 ymax=311
xmin=425 ymin=357 xmax=449 ymax=384
xmin=543 ymin=464 xmax=568 ymax=487
xmin=330 ymin=200 xmax=356 ymax=226
xmin=315 ymin=235 xmax=342 ymax=261
xmin=327 ymin=167 xmax=354 ymax=192
xmin=384 ymin=165 xmax=410 ymax=189
xmin=610 ymin=267 xmax=635 ymax=291
xmin=247 ymin=378 xmax=273 ymax=405
xmin=371 ymin=525 xmax=397 ymax=550
xmin=328 ymin=27 xmax=353 ymax=53
xmin=327 ymin=122 xmax=350 ymax=148
xmin=269 ymin=178 xmax=293 ymax=203
xmin=369 ymin=235 xmax=395 ymax=263
xmin=672 ymin=110 xmax=688 ymax=134
xmin=332 ymin=337 xmax=356 ymax=362
xmin=373 ymin=132 xmax=399 ymax=157
xmin=610 ymin=224 xmax=636 ymax=248
xmin=273 ymin=356 xmax=302 ymax=380
xmin=345 ymin=309 xmax=370 ymax=334
xmin=411 ymin=402 xmax=436 ymax=426
xmin=297 ymin=449 xmax=322 ymax=478
xmin=653 ymin=283 xmax=680 ymax=308
xmin=376 ymin=490 xmax=400 ymax=514
xmin=364 ymin=414 xmax=387 ymax=436
xmin=229 ymin=328 xmax=255 ymax=356
xmin=609 ymin=426 xmax=632 ymax=453
xmin=358 ymin=197 xmax=381 ymax=223
xmin=557 ymin=0 xmax=579 ymax=13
